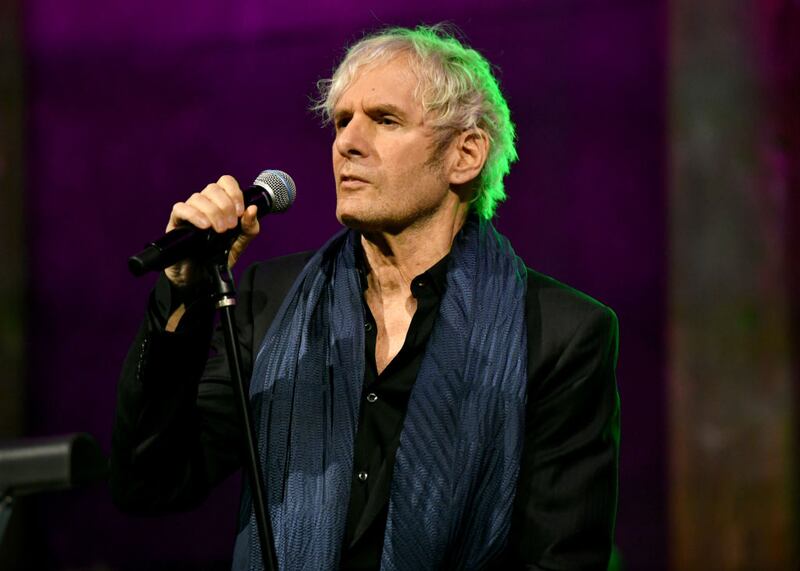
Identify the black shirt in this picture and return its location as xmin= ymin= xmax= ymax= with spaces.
xmin=341 ymin=251 xmax=450 ymax=569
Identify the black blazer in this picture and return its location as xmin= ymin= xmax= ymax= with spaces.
xmin=111 ymin=251 xmax=620 ymax=569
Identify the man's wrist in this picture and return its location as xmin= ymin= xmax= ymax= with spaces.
xmin=148 ymin=273 xmax=215 ymax=333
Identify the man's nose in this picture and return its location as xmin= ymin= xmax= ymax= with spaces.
xmin=334 ymin=116 xmax=370 ymax=158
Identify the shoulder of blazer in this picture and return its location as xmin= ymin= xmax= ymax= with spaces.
xmin=524 ymin=267 xmax=618 ymax=371
xmin=236 ymin=251 xmax=316 ymax=343
xmin=248 ymin=251 xmax=316 ymax=295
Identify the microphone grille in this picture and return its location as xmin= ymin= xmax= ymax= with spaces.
xmin=254 ymin=170 xmax=296 ymax=212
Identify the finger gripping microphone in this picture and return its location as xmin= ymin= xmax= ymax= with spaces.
xmin=128 ymin=170 xmax=296 ymax=277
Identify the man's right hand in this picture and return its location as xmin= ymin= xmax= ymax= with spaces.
xmin=164 ymin=175 xmax=261 ymax=288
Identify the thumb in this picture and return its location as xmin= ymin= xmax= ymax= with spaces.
xmin=228 ymin=205 xmax=260 ymax=268
xmin=241 ymin=205 xmax=260 ymax=237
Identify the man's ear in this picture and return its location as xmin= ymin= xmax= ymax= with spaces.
xmin=447 ymin=128 xmax=490 ymax=186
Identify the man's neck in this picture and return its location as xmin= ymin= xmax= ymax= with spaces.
xmin=360 ymin=204 xmax=468 ymax=373
xmin=360 ymin=206 xmax=468 ymax=295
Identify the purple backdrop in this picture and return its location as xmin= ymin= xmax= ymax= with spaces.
xmin=23 ymin=1 xmax=666 ymax=568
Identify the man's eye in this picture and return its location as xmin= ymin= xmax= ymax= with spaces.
xmin=377 ymin=116 xmax=397 ymax=125
xmin=335 ymin=117 xmax=351 ymax=129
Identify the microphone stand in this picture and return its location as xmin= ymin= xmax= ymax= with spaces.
xmin=207 ymin=250 xmax=278 ymax=571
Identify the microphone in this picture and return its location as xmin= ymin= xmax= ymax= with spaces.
xmin=128 ymin=170 xmax=296 ymax=277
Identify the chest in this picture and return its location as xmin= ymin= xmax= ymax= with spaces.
xmin=364 ymin=291 xmax=417 ymax=374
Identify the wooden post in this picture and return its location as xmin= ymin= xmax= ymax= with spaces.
xmin=0 ymin=0 xmax=25 ymax=438
xmin=0 ymin=0 xmax=30 ymax=566
xmin=669 ymin=0 xmax=797 ymax=568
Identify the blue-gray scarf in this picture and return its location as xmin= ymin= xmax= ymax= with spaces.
xmin=232 ymin=216 xmax=528 ymax=570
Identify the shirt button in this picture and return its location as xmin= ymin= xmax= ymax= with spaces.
xmin=366 ymin=392 xmax=378 ymax=403
xmin=364 ymin=322 xmax=373 ymax=332
xmin=357 ymin=471 xmax=368 ymax=482
xmin=415 ymin=279 xmax=426 ymax=288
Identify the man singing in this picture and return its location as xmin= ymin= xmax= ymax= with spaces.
xmin=111 ymin=25 xmax=620 ymax=570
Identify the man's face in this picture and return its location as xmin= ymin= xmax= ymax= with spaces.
xmin=332 ymin=56 xmax=452 ymax=232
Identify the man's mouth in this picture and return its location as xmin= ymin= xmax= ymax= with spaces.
xmin=340 ymin=174 xmax=370 ymax=186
